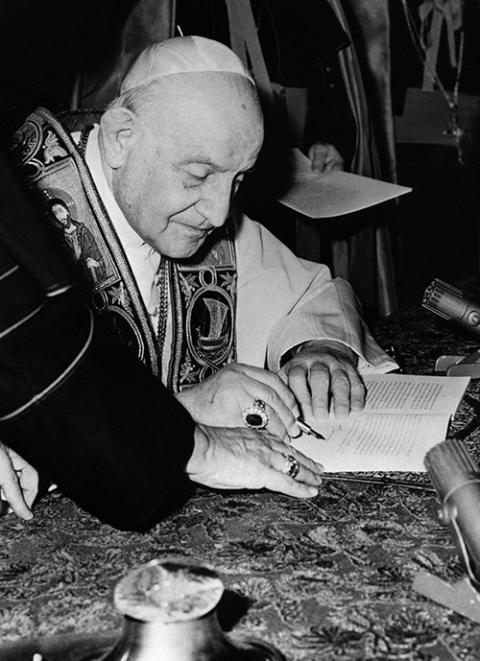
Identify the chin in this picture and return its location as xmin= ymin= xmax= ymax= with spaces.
xmin=163 ymin=241 xmax=203 ymax=260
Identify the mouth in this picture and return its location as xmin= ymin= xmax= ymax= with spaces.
xmin=176 ymin=223 xmax=213 ymax=239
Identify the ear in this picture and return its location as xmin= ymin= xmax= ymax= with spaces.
xmin=100 ymin=107 xmax=138 ymax=169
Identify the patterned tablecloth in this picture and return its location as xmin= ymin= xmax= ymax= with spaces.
xmin=2 ymin=301 xmax=480 ymax=660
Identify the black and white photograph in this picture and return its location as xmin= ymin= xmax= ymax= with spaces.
xmin=2 ymin=2 xmax=480 ymax=659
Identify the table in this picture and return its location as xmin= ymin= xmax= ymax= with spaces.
xmin=2 ymin=300 xmax=480 ymax=660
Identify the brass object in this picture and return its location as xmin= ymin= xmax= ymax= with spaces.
xmin=0 ymin=558 xmax=285 ymax=661
xmin=102 ymin=558 xmax=285 ymax=660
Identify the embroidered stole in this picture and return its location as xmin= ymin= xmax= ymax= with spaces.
xmin=12 ymin=107 xmax=237 ymax=391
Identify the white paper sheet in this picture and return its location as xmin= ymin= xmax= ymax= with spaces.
xmin=277 ymin=149 xmax=412 ymax=218
xmin=362 ymin=373 xmax=470 ymax=415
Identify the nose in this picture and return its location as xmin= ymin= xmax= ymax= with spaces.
xmin=196 ymin=178 xmax=234 ymax=228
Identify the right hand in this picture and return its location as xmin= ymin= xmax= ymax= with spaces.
xmin=186 ymin=425 xmax=323 ymax=498
xmin=0 ymin=443 xmax=38 ymax=521
xmin=307 ymin=142 xmax=344 ymax=174
xmin=176 ymin=363 xmax=302 ymax=441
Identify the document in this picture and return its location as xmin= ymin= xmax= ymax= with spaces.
xmin=292 ymin=374 xmax=470 ymax=472
xmin=277 ymin=149 xmax=412 ymax=218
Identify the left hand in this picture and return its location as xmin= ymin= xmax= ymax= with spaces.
xmin=279 ymin=340 xmax=366 ymax=423
xmin=0 ymin=443 xmax=38 ymax=521
xmin=308 ymin=142 xmax=344 ymax=174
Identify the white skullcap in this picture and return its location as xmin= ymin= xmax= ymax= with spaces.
xmin=121 ymin=36 xmax=254 ymax=93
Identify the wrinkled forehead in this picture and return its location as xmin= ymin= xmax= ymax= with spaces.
xmin=162 ymin=70 xmax=259 ymax=111
xmin=139 ymin=73 xmax=264 ymax=172
xmin=144 ymin=72 xmax=263 ymax=142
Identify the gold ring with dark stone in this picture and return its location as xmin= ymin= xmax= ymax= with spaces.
xmin=242 ymin=399 xmax=269 ymax=430
xmin=281 ymin=454 xmax=300 ymax=480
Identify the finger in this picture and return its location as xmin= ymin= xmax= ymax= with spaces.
xmin=261 ymin=389 xmax=300 ymax=436
xmin=284 ymin=363 xmax=313 ymax=420
xmin=308 ymin=363 xmax=332 ymax=421
xmin=324 ymin=145 xmax=344 ymax=172
xmin=262 ymin=444 xmax=324 ymax=490
xmin=1 ymin=474 xmax=33 ymax=520
xmin=237 ymin=365 xmax=300 ymax=434
xmin=324 ymin=160 xmax=340 ymax=173
xmin=268 ymin=440 xmax=324 ymax=479
xmin=6 ymin=448 xmax=39 ymax=510
xmin=309 ymin=146 xmax=327 ymax=173
xmin=330 ymin=368 xmax=353 ymax=419
xmin=237 ymin=364 xmax=300 ymax=414
xmin=262 ymin=465 xmax=320 ymax=499
xmin=295 ymin=448 xmax=325 ymax=477
xmin=274 ymin=451 xmax=324 ymax=487
xmin=349 ymin=372 xmax=366 ymax=412
xmin=244 ymin=433 xmax=324 ymax=482
xmin=19 ymin=469 xmax=39 ymax=509
xmin=260 ymin=405 xmax=289 ymax=442
xmin=241 ymin=394 xmax=294 ymax=439
xmin=324 ymin=154 xmax=344 ymax=173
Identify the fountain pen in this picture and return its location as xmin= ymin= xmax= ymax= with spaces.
xmin=296 ymin=419 xmax=326 ymax=440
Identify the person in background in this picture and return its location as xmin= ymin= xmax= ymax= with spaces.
xmin=175 ymin=0 xmax=352 ymax=246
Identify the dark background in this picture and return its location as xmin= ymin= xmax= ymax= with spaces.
xmin=1 ymin=0 xmax=480 ymax=312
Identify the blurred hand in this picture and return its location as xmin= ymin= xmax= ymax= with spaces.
xmin=176 ymin=363 xmax=301 ymax=441
xmin=0 ymin=443 xmax=38 ymax=521
xmin=187 ymin=424 xmax=323 ymax=498
xmin=279 ymin=340 xmax=365 ymax=423
xmin=308 ymin=142 xmax=344 ymax=174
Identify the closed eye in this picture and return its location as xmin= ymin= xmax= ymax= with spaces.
xmin=183 ymin=166 xmax=212 ymax=187
xmin=186 ymin=174 xmax=209 ymax=187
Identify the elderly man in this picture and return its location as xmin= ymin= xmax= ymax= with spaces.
xmin=12 ymin=37 xmax=394 ymax=449
xmin=0 ymin=149 xmax=323 ymax=530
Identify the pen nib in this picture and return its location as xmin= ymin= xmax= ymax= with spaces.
xmin=296 ymin=419 xmax=326 ymax=441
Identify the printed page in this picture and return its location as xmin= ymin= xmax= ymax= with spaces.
xmin=293 ymin=412 xmax=450 ymax=472
xmin=362 ymin=374 xmax=470 ymax=416
xmin=277 ymin=149 xmax=411 ymax=218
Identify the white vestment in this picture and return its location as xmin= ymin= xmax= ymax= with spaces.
xmin=82 ymin=126 xmax=396 ymax=379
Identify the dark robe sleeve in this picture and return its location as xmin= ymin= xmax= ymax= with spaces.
xmin=0 ymin=151 xmax=195 ymax=531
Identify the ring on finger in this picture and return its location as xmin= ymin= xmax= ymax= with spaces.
xmin=281 ymin=454 xmax=300 ymax=480
xmin=242 ymin=399 xmax=269 ymax=430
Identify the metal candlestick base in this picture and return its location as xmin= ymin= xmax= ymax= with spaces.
xmin=101 ymin=558 xmax=285 ymax=661
xmin=0 ymin=558 xmax=285 ymax=661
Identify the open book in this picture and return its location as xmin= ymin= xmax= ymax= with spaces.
xmin=292 ymin=374 xmax=470 ymax=472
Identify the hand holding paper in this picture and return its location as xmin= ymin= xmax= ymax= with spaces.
xmin=277 ymin=149 xmax=411 ymax=218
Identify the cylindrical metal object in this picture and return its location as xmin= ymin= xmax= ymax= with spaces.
xmin=422 ymin=279 xmax=480 ymax=332
xmin=425 ymin=439 xmax=480 ymax=585
xmin=98 ymin=558 xmax=285 ymax=661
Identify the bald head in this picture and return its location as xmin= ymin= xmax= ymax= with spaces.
xmin=107 ymin=35 xmax=262 ymax=137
